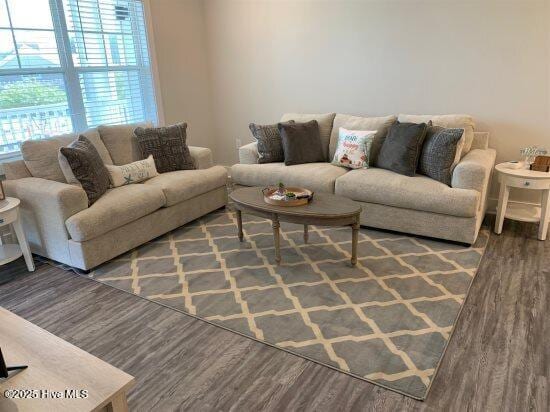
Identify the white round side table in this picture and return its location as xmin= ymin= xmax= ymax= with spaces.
xmin=0 ymin=197 xmax=35 ymax=271
xmin=494 ymin=163 xmax=550 ymax=240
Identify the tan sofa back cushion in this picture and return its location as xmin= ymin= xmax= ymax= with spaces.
xmin=397 ymin=114 xmax=475 ymax=156
xmin=329 ymin=114 xmax=397 ymax=162
xmin=20 ymin=129 xmax=112 ymax=182
xmin=280 ymin=113 xmax=335 ymax=161
xmin=98 ymin=122 xmax=152 ymax=165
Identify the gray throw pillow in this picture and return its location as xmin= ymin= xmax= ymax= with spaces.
xmin=134 ymin=123 xmax=195 ymax=173
xmin=278 ymin=120 xmax=325 ymax=166
xmin=376 ymin=121 xmax=428 ymax=176
xmin=249 ymin=120 xmax=295 ymax=163
xmin=369 ymin=119 xmax=398 ymax=166
xmin=418 ymin=125 xmax=464 ymax=186
xmin=60 ymin=135 xmax=111 ymax=205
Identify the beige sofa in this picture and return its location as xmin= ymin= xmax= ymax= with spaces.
xmin=232 ymin=113 xmax=496 ymax=244
xmin=3 ymin=123 xmax=228 ymax=270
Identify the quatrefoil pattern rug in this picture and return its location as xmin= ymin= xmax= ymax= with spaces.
xmin=88 ymin=207 xmax=489 ymax=399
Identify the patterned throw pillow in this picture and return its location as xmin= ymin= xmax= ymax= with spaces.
xmin=105 ymin=155 xmax=159 ymax=187
xmin=331 ymin=128 xmax=376 ymax=169
xmin=418 ymin=125 xmax=464 ymax=186
xmin=59 ymin=135 xmax=111 ymax=205
xmin=134 ymin=123 xmax=195 ymax=173
xmin=249 ymin=120 xmax=295 ymax=163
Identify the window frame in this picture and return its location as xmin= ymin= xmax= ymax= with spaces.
xmin=0 ymin=0 xmax=162 ymax=161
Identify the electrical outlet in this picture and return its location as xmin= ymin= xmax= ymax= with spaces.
xmin=235 ymin=138 xmax=242 ymax=149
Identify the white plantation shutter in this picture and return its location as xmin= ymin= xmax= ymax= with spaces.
xmin=0 ymin=0 xmax=157 ymax=156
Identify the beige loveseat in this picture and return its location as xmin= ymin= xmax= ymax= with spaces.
xmin=232 ymin=113 xmax=496 ymax=244
xmin=4 ymin=123 xmax=228 ymax=270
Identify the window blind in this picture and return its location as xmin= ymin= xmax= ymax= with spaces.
xmin=0 ymin=0 xmax=157 ymax=156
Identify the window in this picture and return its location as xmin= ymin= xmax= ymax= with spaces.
xmin=0 ymin=0 xmax=157 ymax=156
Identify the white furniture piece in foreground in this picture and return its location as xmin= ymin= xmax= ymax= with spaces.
xmin=494 ymin=162 xmax=550 ymax=240
xmin=0 ymin=307 xmax=134 ymax=411
xmin=0 ymin=197 xmax=34 ymax=271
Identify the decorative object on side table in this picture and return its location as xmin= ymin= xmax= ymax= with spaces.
xmin=494 ymin=162 xmax=550 ymax=240
xmin=520 ymin=146 xmax=547 ymax=166
xmin=0 ymin=197 xmax=35 ymax=272
xmin=530 ymin=155 xmax=550 ymax=172
xmin=0 ymin=180 xmax=5 ymax=202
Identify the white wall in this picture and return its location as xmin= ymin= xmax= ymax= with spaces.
xmin=146 ymin=0 xmax=215 ymax=150
xmin=150 ymin=0 xmax=550 ymax=202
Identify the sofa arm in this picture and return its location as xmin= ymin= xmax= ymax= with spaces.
xmin=189 ymin=146 xmax=213 ymax=169
xmin=452 ymin=148 xmax=496 ymax=193
xmin=3 ymin=177 xmax=88 ymax=261
xmin=239 ymin=142 xmax=259 ymax=164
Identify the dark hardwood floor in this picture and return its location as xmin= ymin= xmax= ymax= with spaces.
xmin=0 ymin=218 xmax=548 ymax=411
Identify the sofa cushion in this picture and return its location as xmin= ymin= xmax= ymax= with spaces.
xmin=279 ymin=120 xmax=325 ymax=165
xmin=98 ymin=122 xmax=152 ymax=165
xmin=331 ymin=128 xmax=376 ymax=169
xmin=231 ymin=162 xmax=348 ymax=193
xmin=376 ymin=121 xmax=428 ymax=176
xmin=280 ymin=113 xmax=336 ymax=161
xmin=60 ymin=135 xmax=112 ymax=205
xmin=418 ymin=126 xmax=464 ymax=186
xmin=249 ymin=121 xmax=294 ymax=163
xmin=21 ymin=129 xmax=112 ymax=182
xmin=329 ymin=114 xmax=397 ymax=163
xmin=66 ymin=184 xmax=166 ymax=242
xmin=134 ymin=123 xmax=195 ymax=173
xmin=105 ymin=155 xmax=159 ymax=187
xmin=398 ymin=114 xmax=475 ymax=156
xmin=335 ymin=168 xmax=479 ymax=217
xmin=143 ymin=165 xmax=228 ymax=207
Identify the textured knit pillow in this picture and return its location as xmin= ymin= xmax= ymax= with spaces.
xmin=418 ymin=126 xmax=464 ymax=185
xmin=59 ymin=135 xmax=111 ymax=205
xmin=105 ymin=155 xmax=159 ymax=187
xmin=134 ymin=123 xmax=195 ymax=173
xmin=278 ymin=120 xmax=325 ymax=166
xmin=331 ymin=128 xmax=376 ymax=169
xmin=249 ymin=120 xmax=295 ymax=163
xmin=398 ymin=114 xmax=474 ymax=156
xmin=376 ymin=121 xmax=428 ymax=176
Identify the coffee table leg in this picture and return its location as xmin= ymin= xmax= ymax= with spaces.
xmin=351 ymin=220 xmax=359 ymax=266
xmin=272 ymin=214 xmax=281 ymax=264
xmin=303 ymin=225 xmax=309 ymax=244
xmin=107 ymin=392 xmax=129 ymax=412
xmin=236 ymin=209 xmax=244 ymax=242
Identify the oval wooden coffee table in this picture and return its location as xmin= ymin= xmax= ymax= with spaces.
xmin=229 ymin=187 xmax=362 ymax=265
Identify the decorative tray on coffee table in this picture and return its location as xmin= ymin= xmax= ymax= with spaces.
xmin=262 ymin=186 xmax=314 ymax=207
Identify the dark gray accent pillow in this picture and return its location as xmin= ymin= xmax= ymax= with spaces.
xmin=249 ymin=120 xmax=295 ymax=163
xmin=278 ymin=120 xmax=325 ymax=166
xmin=369 ymin=119 xmax=398 ymax=166
xmin=134 ymin=123 xmax=195 ymax=173
xmin=418 ymin=125 xmax=464 ymax=186
xmin=376 ymin=121 xmax=428 ymax=176
xmin=60 ymin=135 xmax=111 ymax=206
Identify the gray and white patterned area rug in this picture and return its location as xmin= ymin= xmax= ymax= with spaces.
xmin=85 ymin=207 xmax=489 ymax=400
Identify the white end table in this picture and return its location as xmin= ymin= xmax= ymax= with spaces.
xmin=0 ymin=197 xmax=35 ymax=271
xmin=494 ymin=163 xmax=550 ymax=240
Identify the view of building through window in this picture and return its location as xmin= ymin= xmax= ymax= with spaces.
xmin=0 ymin=0 xmax=157 ymax=156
